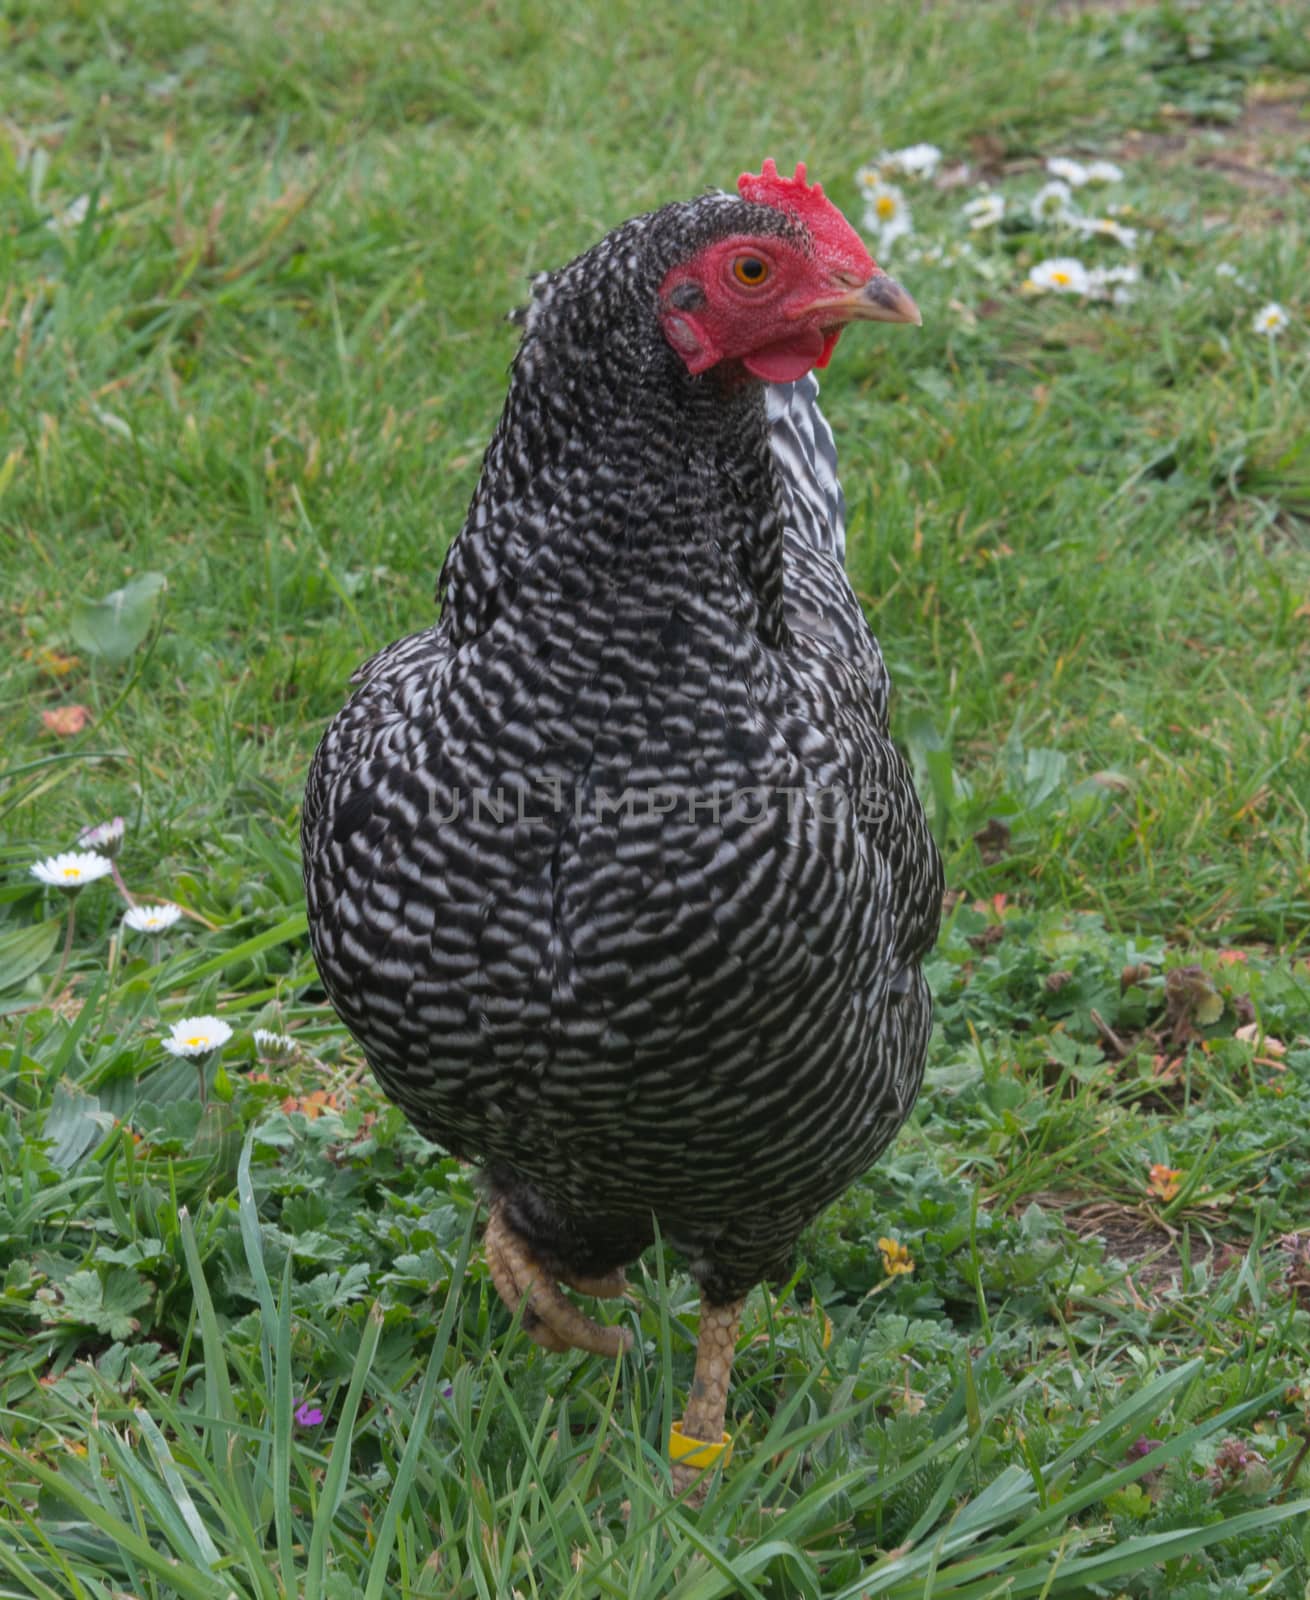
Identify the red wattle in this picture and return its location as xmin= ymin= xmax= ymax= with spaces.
xmin=815 ymin=330 xmax=842 ymax=370
xmin=742 ymin=326 xmax=828 ymax=384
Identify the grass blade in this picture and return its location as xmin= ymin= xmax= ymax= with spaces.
xmin=304 ymin=1300 xmax=384 ymax=1599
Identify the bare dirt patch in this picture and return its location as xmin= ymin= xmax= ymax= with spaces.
xmin=1118 ymin=86 xmax=1308 ymax=198
xmin=1053 ymin=1195 xmax=1182 ymax=1288
xmin=1034 ymin=1192 xmax=1247 ymax=1298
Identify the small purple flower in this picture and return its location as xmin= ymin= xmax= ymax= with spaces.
xmin=1126 ymin=1436 xmax=1164 ymax=1460
xmin=294 ymin=1400 xmax=324 ymax=1427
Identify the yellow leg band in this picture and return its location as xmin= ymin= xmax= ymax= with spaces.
xmin=669 ymin=1421 xmax=733 ymax=1470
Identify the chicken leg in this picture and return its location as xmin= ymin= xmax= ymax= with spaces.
xmin=670 ymin=1296 xmax=744 ymax=1501
xmin=484 ymin=1198 xmax=634 ymax=1357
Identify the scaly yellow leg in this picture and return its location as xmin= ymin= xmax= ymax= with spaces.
xmin=670 ymin=1296 xmax=744 ymax=1503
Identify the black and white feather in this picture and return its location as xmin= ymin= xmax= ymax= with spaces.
xmin=303 ymin=190 xmax=942 ymax=1301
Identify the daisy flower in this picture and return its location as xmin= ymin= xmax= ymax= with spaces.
xmin=862 ymin=182 xmax=913 ymax=254
xmin=1046 ymin=156 xmax=1089 ymax=187
xmin=45 ymin=194 xmax=91 ymax=234
xmin=1087 ymin=263 xmax=1141 ymax=305
xmin=1074 ymin=216 xmax=1139 ymax=249
xmin=963 ymin=192 xmax=1005 ymax=230
xmin=253 ymin=1027 xmax=299 ymax=1060
xmin=31 ymin=852 xmax=113 ymax=890
xmin=1215 ymin=262 xmax=1256 ymax=292
xmin=1025 ymin=257 xmax=1091 ymax=295
xmin=879 ymin=142 xmax=943 ymax=180
xmin=1253 ymin=303 xmax=1290 ymax=337
xmin=906 ymin=239 xmax=982 ymax=274
xmin=78 ymin=817 xmax=126 ymax=857
xmin=124 ymin=903 xmax=183 ymax=934
xmin=1031 ymin=179 xmax=1078 ymax=223
xmin=1084 ymin=160 xmax=1125 ymax=185
xmin=30 ymin=851 xmax=113 ymax=1004
xmin=162 ymin=1016 xmax=233 ymax=1057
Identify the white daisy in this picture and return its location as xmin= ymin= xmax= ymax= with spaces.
xmin=78 ymin=816 xmax=126 ymax=857
xmin=1084 ymin=160 xmax=1125 ymax=185
xmin=124 ymin=903 xmax=183 ymax=934
xmin=1253 ymin=303 xmax=1290 ymax=337
xmin=253 ymin=1027 xmax=299 ymax=1059
xmin=45 ymin=194 xmax=91 ymax=234
xmin=1088 ymin=263 xmax=1141 ymax=304
xmin=963 ymin=192 xmax=1005 ymax=230
xmin=1074 ymin=216 xmax=1139 ymax=248
xmin=162 ymin=1016 xmax=233 ymax=1058
xmin=880 ymin=143 xmax=943 ymax=179
xmin=1046 ymin=157 xmax=1089 ymax=187
xmin=1214 ymin=262 xmax=1256 ymax=292
xmin=1032 ymin=180 xmax=1079 ymax=223
xmin=31 ymin=851 xmax=113 ymax=890
xmin=1025 ymin=257 xmax=1091 ymax=295
xmin=862 ymin=182 xmax=913 ymax=254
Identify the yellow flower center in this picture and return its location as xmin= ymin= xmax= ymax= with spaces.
xmin=876 ymin=195 xmax=897 ymax=220
xmin=63 ymin=867 xmax=81 ymax=879
xmin=1052 ymin=271 xmax=1071 ymax=286
xmin=184 ymin=1035 xmax=209 ymax=1049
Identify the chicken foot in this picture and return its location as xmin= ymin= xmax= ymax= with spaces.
xmin=484 ymin=1198 xmax=634 ymax=1357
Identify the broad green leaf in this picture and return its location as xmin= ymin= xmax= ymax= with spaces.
xmin=40 ymin=1267 xmax=152 ymax=1341
xmin=42 ymin=1080 xmax=105 ymax=1172
xmin=0 ymin=918 xmax=61 ymax=992
xmin=69 ymin=571 xmax=166 ymax=665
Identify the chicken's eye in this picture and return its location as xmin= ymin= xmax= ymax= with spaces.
xmin=732 ymin=256 xmax=770 ymax=287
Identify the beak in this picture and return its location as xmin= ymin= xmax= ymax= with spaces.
xmin=804 ymin=270 xmax=922 ymax=327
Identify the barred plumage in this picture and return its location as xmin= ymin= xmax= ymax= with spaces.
xmin=303 ymin=169 xmax=942 ymax=1480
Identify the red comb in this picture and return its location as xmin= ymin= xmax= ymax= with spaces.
xmin=738 ymin=158 xmax=826 ymax=211
xmin=737 ymin=158 xmax=875 ymax=277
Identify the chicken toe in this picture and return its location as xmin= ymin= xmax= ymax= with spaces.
xmin=484 ymin=1200 xmax=634 ymax=1358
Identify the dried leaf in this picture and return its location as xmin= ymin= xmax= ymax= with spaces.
xmin=29 ymin=646 xmax=81 ymax=677
xmin=1148 ymin=1163 xmax=1182 ymax=1202
xmin=1165 ymin=965 xmax=1224 ymax=1036
xmin=972 ymin=817 xmax=1011 ymax=864
xmin=1235 ymin=1022 xmax=1285 ymax=1055
xmin=41 ymin=704 xmax=91 ymax=735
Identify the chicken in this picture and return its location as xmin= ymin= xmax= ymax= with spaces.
xmin=302 ymin=160 xmax=943 ymax=1496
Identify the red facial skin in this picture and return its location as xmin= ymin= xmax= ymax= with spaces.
xmin=660 ymin=233 xmax=868 ymax=384
xmin=659 ymin=160 xmax=884 ymax=385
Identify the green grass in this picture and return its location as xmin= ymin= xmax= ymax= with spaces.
xmin=2 ymin=0 xmax=1310 ymax=1593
